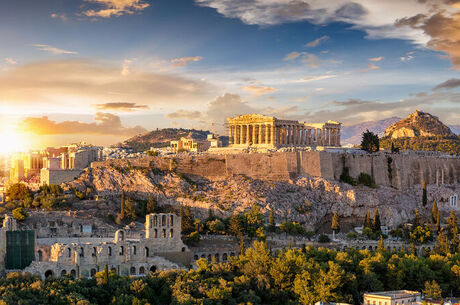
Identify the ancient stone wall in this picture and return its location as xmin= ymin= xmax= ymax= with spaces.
xmin=91 ymin=152 xmax=460 ymax=189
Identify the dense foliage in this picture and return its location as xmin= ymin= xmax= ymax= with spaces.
xmin=361 ymin=130 xmax=380 ymax=153
xmin=1 ymin=242 xmax=459 ymax=305
xmin=380 ymin=136 xmax=460 ymax=155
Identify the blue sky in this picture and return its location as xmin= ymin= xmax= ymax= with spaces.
xmin=0 ymin=0 xmax=459 ymax=147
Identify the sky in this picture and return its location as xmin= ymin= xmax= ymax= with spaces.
xmin=0 ymin=0 xmax=459 ymax=150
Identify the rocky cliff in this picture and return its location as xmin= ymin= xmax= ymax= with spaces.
xmin=65 ymin=160 xmax=460 ymax=231
xmin=384 ymin=110 xmax=456 ymax=139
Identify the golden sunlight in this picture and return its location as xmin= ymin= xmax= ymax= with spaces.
xmin=0 ymin=124 xmax=30 ymax=154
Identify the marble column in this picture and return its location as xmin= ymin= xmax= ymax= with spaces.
xmin=283 ymin=125 xmax=287 ymax=145
xmin=258 ymin=124 xmax=262 ymax=144
xmin=271 ymin=125 xmax=274 ymax=145
xmin=265 ymin=125 xmax=269 ymax=144
xmin=251 ymin=124 xmax=256 ymax=144
xmin=240 ymin=125 xmax=244 ymax=144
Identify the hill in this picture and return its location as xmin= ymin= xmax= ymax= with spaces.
xmin=380 ymin=110 xmax=460 ymax=155
xmin=118 ymin=128 xmax=211 ymax=152
xmin=341 ymin=116 xmax=400 ymax=145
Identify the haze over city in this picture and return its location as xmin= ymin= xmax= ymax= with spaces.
xmin=0 ymin=0 xmax=459 ymax=151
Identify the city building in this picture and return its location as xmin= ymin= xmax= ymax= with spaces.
xmin=227 ymin=114 xmax=341 ymax=148
xmin=207 ymin=134 xmax=222 ymax=148
xmin=363 ymin=290 xmax=422 ymax=305
xmin=170 ymin=137 xmax=209 ymax=153
xmin=0 ymin=213 xmax=192 ymax=279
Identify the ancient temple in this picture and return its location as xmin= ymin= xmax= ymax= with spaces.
xmin=227 ymin=114 xmax=341 ymax=148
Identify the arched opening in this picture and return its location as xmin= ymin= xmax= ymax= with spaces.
xmin=150 ymin=265 xmax=157 ymax=273
xmin=108 ymin=246 xmax=112 ymax=256
xmin=162 ymin=215 xmax=166 ymax=226
xmin=130 ymin=266 xmax=136 ymax=275
xmin=222 ymin=253 xmax=228 ymax=261
xmin=170 ymin=229 xmax=174 ymax=238
xmin=79 ymin=247 xmax=84 ymax=257
xmin=133 ymin=246 xmax=137 ymax=255
xmin=153 ymin=216 xmax=157 ymax=226
xmin=201 ymin=254 xmax=205 ymax=258
xmin=194 ymin=255 xmax=198 ymax=260
xmin=162 ymin=229 xmax=166 ymax=238
xmin=67 ymin=248 xmax=71 ymax=258
xmin=215 ymin=253 xmax=220 ymax=262
xmin=92 ymin=247 xmax=97 ymax=257
xmin=145 ymin=247 xmax=149 ymax=257
xmin=37 ymin=250 xmax=43 ymax=262
xmin=181 ymin=247 xmax=186 ymax=252
xmin=139 ymin=266 xmax=145 ymax=274
xmin=111 ymin=267 xmax=117 ymax=274
xmin=170 ymin=215 xmax=174 ymax=226
xmin=45 ymin=270 xmax=54 ymax=279
xmin=207 ymin=254 xmax=212 ymax=261
xmin=154 ymin=229 xmax=158 ymax=238
xmin=90 ymin=268 xmax=97 ymax=277
xmin=60 ymin=270 xmax=67 ymax=277
xmin=70 ymin=269 xmax=76 ymax=277
xmin=230 ymin=252 xmax=235 ymax=257
xmin=119 ymin=246 xmax=124 ymax=256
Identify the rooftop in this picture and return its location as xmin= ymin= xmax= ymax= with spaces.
xmin=364 ymin=290 xmax=421 ymax=299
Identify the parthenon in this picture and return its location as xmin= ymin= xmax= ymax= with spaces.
xmin=227 ymin=114 xmax=341 ymax=148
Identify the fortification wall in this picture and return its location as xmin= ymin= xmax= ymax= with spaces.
xmin=91 ymin=152 xmax=460 ymax=189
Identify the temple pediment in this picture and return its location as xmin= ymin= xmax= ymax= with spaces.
xmin=227 ymin=114 xmax=276 ymax=123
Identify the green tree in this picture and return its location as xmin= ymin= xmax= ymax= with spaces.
xmin=146 ymin=194 xmax=156 ymax=214
xmin=331 ymin=212 xmax=340 ymax=233
xmin=361 ymin=130 xmax=379 ymax=153
xmin=239 ymin=236 xmax=245 ymax=255
xmin=6 ymin=183 xmax=32 ymax=202
xmin=12 ymin=207 xmax=27 ymax=221
xmin=244 ymin=204 xmax=264 ymax=238
xmin=434 ymin=230 xmax=450 ymax=255
xmin=413 ymin=209 xmax=421 ymax=228
xmin=423 ymin=280 xmax=442 ymax=300
xmin=229 ymin=213 xmax=244 ymax=237
xmin=207 ymin=219 xmax=225 ymax=234
xmin=436 ymin=210 xmax=441 ymax=233
xmin=120 ymin=197 xmax=136 ymax=221
xmin=377 ymin=235 xmax=385 ymax=252
xmin=446 ymin=210 xmax=459 ymax=250
xmin=373 ymin=209 xmax=381 ymax=232
xmin=432 ymin=200 xmax=438 ymax=223
xmin=363 ymin=211 xmax=372 ymax=229
xmin=422 ymin=181 xmax=428 ymax=206
xmin=269 ymin=209 xmax=275 ymax=231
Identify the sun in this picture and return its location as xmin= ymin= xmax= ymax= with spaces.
xmin=0 ymin=126 xmax=29 ymax=155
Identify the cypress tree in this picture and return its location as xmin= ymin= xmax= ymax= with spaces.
xmin=269 ymin=209 xmax=275 ymax=230
xmin=331 ymin=212 xmax=340 ymax=232
xmin=239 ymin=236 xmax=245 ymax=255
xmin=146 ymin=194 xmax=156 ymax=214
xmin=377 ymin=235 xmax=385 ymax=252
xmin=422 ymin=181 xmax=427 ymax=206
xmin=104 ymin=264 xmax=109 ymax=285
xmin=363 ymin=211 xmax=371 ymax=229
xmin=436 ymin=210 xmax=440 ymax=233
xmin=373 ymin=209 xmax=381 ymax=232
xmin=432 ymin=200 xmax=438 ymax=223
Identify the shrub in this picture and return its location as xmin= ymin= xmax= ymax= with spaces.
xmin=346 ymin=232 xmax=357 ymax=239
xmin=358 ymin=173 xmax=376 ymax=188
xmin=184 ymin=231 xmax=200 ymax=246
xmin=12 ymin=207 xmax=28 ymax=221
xmin=318 ymin=234 xmax=330 ymax=243
xmin=340 ymin=167 xmax=356 ymax=186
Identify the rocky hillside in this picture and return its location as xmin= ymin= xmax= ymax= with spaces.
xmin=380 ymin=111 xmax=460 ymax=155
xmin=384 ymin=110 xmax=456 ymax=139
xmin=64 ymin=164 xmax=459 ymax=232
xmin=117 ymin=128 xmax=211 ymax=151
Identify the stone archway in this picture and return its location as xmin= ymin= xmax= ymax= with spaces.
xmin=90 ymin=268 xmax=97 ymax=277
xmin=45 ymin=270 xmax=54 ymax=279
xmin=60 ymin=270 xmax=67 ymax=277
xmin=150 ymin=265 xmax=157 ymax=273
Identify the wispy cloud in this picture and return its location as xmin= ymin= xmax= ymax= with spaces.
xmin=32 ymin=44 xmax=78 ymax=55
xmin=50 ymin=13 xmax=67 ymax=21
xmin=358 ymin=63 xmax=380 ymax=72
xmin=81 ymin=0 xmax=150 ymax=18
xmin=368 ymin=56 xmax=383 ymax=62
xmin=171 ymin=56 xmax=203 ymax=67
xmin=400 ymin=51 xmax=415 ymax=61
xmin=305 ymin=35 xmax=329 ymax=48
xmin=293 ymin=74 xmax=336 ymax=83
xmin=166 ymin=110 xmax=202 ymax=120
xmin=95 ymin=102 xmax=148 ymax=111
xmin=4 ymin=58 xmax=17 ymax=65
xmin=432 ymin=78 xmax=460 ymax=91
xmin=283 ymin=51 xmax=303 ymax=61
xmin=242 ymin=85 xmax=276 ymax=96
xmin=283 ymin=51 xmax=322 ymax=68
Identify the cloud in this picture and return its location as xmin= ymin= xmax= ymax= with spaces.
xmin=400 ymin=52 xmax=415 ymax=61
xmin=293 ymin=74 xmax=336 ymax=83
xmin=95 ymin=102 xmax=148 ymax=111
xmin=0 ymin=59 xmax=212 ymax=110
xmin=433 ymin=78 xmax=460 ymax=91
xmin=283 ymin=51 xmax=303 ymax=61
xmin=305 ymin=35 xmax=329 ymax=47
xmin=166 ymin=110 xmax=202 ymax=120
xmin=81 ymin=0 xmax=150 ymax=18
xmin=4 ymin=58 xmax=16 ymax=65
xmin=32 ymin=44 xmax=78 ymax=55
xmin=121 ymin=58 xmax=135 ymax=76
xmin=21 ymin=112 xmax=146 ymax=136
xmin=194 ymin=0 xmax=460 ymax=69
xmin=171 ymin=56 xmax=203 ymax=67
xmin=50 ymin=13 xmax=67 ymax=21
xmin=368 ymin=56 xmax=383 ymax=62
xmin=242 ymin=85 xmax=276 ymax=96
xmin=358 ymin=63 xmax=380 ymax=72
xmin=284 ymin=51 xmax=322 ymax=67
xmin=304 ymin=90 xmax=460 ymax=125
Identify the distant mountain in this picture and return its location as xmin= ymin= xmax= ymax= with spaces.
xmin=341 ymin=117 xmax=401 ymax=145
xmin=450 ymin=125 xmax=460 ymax=135
xmin=118 ymin=128 xmax=211 ymax=152
xmin=380 ymin=110 xmax=460 ymax=155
